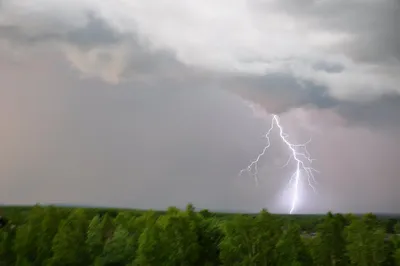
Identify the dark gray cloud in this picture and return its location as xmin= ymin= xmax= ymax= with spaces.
xmin=0 ymin=12 xmax=126 ymax=49
xmin=66 ymin=14 xmax=122 ymax=48
xmin=219 ymin=73 xmax=338 ymax=114
xmin=1 ymin=0 xmax=400 ymax=213
xmin=0 ymin=11 xmax=206 ymax=86
xmin=0 ymin=4 xmax=398 ymax=121
xmin=335 ymin=96 xmax=400 ymax=129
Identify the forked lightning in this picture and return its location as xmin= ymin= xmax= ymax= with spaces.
xmin=240 ymin=111 xmax=318 ymax=214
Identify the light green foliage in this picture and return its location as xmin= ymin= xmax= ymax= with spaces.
xmin=37 ymin=206 xmax=64 ymax=265
xmin=135 ymin=222 xmax=165 ymax=266
xmin=13 ymin=205 xmax=46 ymax=265
xmin=86 ymin=213 xmax=115 ymax=261
xmin=219 ymin=209 xmax=282 ymax=266
xmin=114 ymin=212 xmax=134 ymax=229
xmin=126 ymin=210 xmax=156 ymax=236
xmin=185 ymin=204 xmax=221 ymax=266
xmin=311 ymin=212 xmax=348 ymax=266
xmin=48 ymin=208 xmax=90 ymax=266
xmin=219 ymin=214 xmax=257 ymax=265
xmin=86 ymin=215 xmax=104 ymax=261
xmin=99 ymin=225 xmax=136 ymax=265
xmin=156 ymin=207 xmax=200 ymax=265
xmin=346 ymin=215 xmax=387 ymax=266
xmin=276 ymin=223 xmax=313 ymax=266
xmin=86 ymin=215 xmax=115 ymax=263
xmin=135 ymin=207 xmax=201 ymax=266
xmin=252 ymin=210 xmax=284 ymax=265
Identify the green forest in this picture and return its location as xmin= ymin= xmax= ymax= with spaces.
xmin=1 ymin=205 xmax=400 ymax=266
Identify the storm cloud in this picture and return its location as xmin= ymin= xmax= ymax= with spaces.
xmin=1 ymin=0 xmax=399 ymax=115
xmin=0 ymin=0 xmax=399 ymax=213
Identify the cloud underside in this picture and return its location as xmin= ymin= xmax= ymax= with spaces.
xmin=0 ymin=0 xmax=399 ymax=122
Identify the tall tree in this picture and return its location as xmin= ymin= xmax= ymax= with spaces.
xmin=86 ymin=215 xmax=104 ymax=262
xmin=220 ymin=210 xmax=282 ymax=265
xmin=36 ymin=206 xmax=64 ymax=265
xmin=13 ymin=205 xmax=46 ymax=265
xmin=185 ymin=204 xmax=221 ymax=265
xmin=219 ymin=214 xmax=256 ymax=266
xmin=136 ymin=207 xmax=200 ymax=266
xmin=86 ymin=214 xmax=115 ymax=262
xmin=276 ymin=223 xmax=313 ymax=266
xmin=346 ymin=215 xmax=386 ymax=266
xmin=195 ymin=217 xmax=222 ymax=266
xmin=0 ymin=225 xmax=16 ymax=265
xmin=311 ymin=212 xmax=348 ymax=266
xmin=160 ymin=207 xmax=200 ymax=265
xmin=48 ymin=209 xmax=90 ymax=266
xmin=390 ymin=222 xmax=400 ymax=266
xmin=135 ymin=222 xmax=165 ymax=266
xmin=252 ymin=210 xmax=283 ymax=265
xmin=99 ymin=225 xmax=136 ymax=266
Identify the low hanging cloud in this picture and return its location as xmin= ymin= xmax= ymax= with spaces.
xmin=1 ymin=0 xmax=399 ymax=120
xmin=114 ymin=0 xmax=400 ymax=101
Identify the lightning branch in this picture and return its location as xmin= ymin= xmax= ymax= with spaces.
xmin=240 ymin=104 xmax=318 ymax=214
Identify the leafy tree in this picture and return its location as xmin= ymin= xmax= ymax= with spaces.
xmin=86 ymin=214 xmax=115 ymax=262
xmin=276 ymin=223 xmax=313 ymax=266
xmin=0 ymin=216 xmax=8 ymax=229
xmin=390 ymin=223 xmax=400 ymax=266
xmin=252 ymin=210 xmax=283 ymax=265
xmin=125 ymin=211 xmax=157 ymax=254
xmin=363 ymin=213 xmax=380 ymax=230
xmin=311 ymin=212 xmax=348 ymax=266
xmin=135 ymin=207 xmax=200 ymax=266
xmin=36 ymin=206 xmax=64 ymax=265
xmin=4 ymin=204 xmax=400 ymax=266
xmin=99 ymin=225 xmax=136 ymax=266
xmin=48 ymin=208 xmax=90 ymax=266
xmin=219 ymin=214 xmax=256 ymax=265
xmin=0 ymin=225 xmax=16 ymax=265
xmin=13 ymin=205 xmax=46 ymax=265
xmin=135 ymin=221 xmax=165 ymax=265
xmin=343 ymin=213 xmax=357 ymax=226
xmin=183 ymin=204 xmax=219 ymax=265
xmin=199 ymin=209 xmax=214 ymax=219
xmin=386 ymin=219 xmax=399 ymax=234
xmin=195 ymin=217 xmax=222 ymax=266
xmin=122 ymin=210 xmax=156 ymax=235
xmin=160 ymin=207 xmax=200 ymax=265
xmin=394 ymin=223 xmax=400 ymax=235
xmin=394 ymin=250 xmax=400 ymax=266
xmin=114 ymin=212 xmax=134 ymax=230
xmin=86 ymin=215 xmax=104 ymax=262
xmin=220 ymin=210 xmax=282 ymax=265
xmin=346 ymin=215 xmax=386 ymax=266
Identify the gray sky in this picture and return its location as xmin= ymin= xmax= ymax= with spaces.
xmin=0 ymin=0 xmax=399 ymax=213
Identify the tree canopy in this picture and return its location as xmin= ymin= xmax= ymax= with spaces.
xmin=1 ymin=204 xmax=400 ymax=266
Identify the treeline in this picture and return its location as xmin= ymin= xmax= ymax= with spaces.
xmin=1 ymin=205 xmax=400 ymax=265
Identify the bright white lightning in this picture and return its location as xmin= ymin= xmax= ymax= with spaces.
xmin=240 ymin=114 xmax=318 ymax=214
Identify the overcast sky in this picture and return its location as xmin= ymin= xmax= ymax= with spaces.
xmin=0 ymin=0 xmax=399 ymax=214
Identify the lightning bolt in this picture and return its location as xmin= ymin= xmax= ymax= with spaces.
xmin=240 ymin=106 xmax=318 ymax=214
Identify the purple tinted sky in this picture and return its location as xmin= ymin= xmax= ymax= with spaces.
xmin=0 ymin=0 xmax=399 ymax=213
